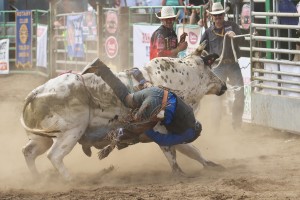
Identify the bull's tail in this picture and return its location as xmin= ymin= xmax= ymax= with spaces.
xmin=20 ymin=86 xmax=59 ymax=137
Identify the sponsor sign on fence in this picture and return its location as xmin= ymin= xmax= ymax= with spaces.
xmin=176 ymin=24 xmax=203 ymax=58
xmin=36 ymin=25 xmax=48 ymax=68
xmin=66 ymin=15 xmax=85 ymax=58
xmin=133 ymin=24 xmax=159 ymax=68
xmin=16 ymin=10 xmax=32 ymax=69
xmin=0 ymin=39 xmax=9 ymax=74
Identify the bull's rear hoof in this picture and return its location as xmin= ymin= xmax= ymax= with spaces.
xmin=204 ymin=161 xmax=226 ymax=171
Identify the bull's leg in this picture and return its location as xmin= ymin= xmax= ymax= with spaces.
xmin=47 ymin=127 xmax=86 ymax=181
xmin=160 ymin=146 xmax=185 ymax=176
xmin=174 ymin=144 xmax=224 ymax=169
xmin=22 ymin=134 xmax=53 ymax=179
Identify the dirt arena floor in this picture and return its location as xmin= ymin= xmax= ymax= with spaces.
xmin=0 ymin=73 xmax=300 ymax=200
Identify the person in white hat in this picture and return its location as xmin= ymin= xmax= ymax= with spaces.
xmin=200 ymin=2 xmax=245 ymax=130
xmin=150 ymin=6 xmax=188 ymax=59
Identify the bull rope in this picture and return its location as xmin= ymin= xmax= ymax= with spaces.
xmin=214 ymin=32 xmax=256 ymax=92
xmin=215 ymin=33 xmax=254 ymax=68
xmin=227 ymin=80 xmax=258 ymax=92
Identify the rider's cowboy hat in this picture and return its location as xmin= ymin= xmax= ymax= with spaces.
xmin=207 ymin=2 xmax=230 ymax=15
xmin=155 ymin=6 xmax=179 ymax=19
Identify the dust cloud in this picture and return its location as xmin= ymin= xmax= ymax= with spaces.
xmin=0 ymin=74 xmax=300 ymax=199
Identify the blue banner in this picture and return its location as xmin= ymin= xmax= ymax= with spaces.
xmin=16 ymin=10 xmax=32 ymax=69
xmin=66 ymin=15 xmax=85 ymax=58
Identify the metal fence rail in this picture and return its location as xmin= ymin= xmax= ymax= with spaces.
xmin=250 ymin=0 xmax=300 ymax=134
xmin=0 ymin=10 xmax=50 ymax=77
xmin=250 ymin=11 xmax=300 ymax=94
xmin=51 ymin=10 xmax=100 ymax=74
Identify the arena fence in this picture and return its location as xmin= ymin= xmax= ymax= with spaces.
xmin=0 ymin=10 xmax=50 ymax=77
xmin=49 ymin=2 xmax=101 ymax=76
xmin=249 ymin=0 xmax=300 ymax=134
xmin=1 ymin=1 xmax=299 ymax=134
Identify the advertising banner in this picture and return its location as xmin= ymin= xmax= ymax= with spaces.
xmin=66 ymin=15 xmax=85 ymax=58
xmin=0 ymin=39 xmax=9 ymax=74
xmin=36 ymin=25 xmax=48 ymax=68
xmin=105 ymin=36 xmax=118 ymax=59
xmin=104 ymin=10 xmax=119 ymax=61
xmin=133 ymin=24 xmax=159 ymax=68
xmin=82 ymin=11 xmax=97 ymax=41
xmin=176 ymin=24 xmax=204 ymax=58
xmin=16 ymin=10 xmax=32 ymax=69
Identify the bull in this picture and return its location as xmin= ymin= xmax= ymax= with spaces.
xmin=21 ymin=45 xmax=227 ymax=180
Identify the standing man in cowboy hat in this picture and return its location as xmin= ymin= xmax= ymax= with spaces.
xmin=200 ymin=2 xmax=245 ymax=130
xmin=150 ymin=6 xmax=188 ymax=59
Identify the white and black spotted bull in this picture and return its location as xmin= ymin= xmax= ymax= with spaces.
xmin=21 ymin=46 xmax=227 ymax=181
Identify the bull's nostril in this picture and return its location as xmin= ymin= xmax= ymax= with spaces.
xmin=222 ymin=85 xmax=227 ymax=91
xmin=217 ymin=85 xmax=227 ymax=96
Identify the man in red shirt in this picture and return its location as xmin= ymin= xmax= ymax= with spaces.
xmin=150 ymin=6 xmax=188 ymax=59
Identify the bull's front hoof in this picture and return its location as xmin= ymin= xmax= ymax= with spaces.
xmin=82 ymin=145 xmax=92 ymax=157
xmin=172 ymin=170 xmax=187 ymax=178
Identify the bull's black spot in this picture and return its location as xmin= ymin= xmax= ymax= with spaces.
xmin=169 ymin=79 xmax=172 ymax=84
xmin=166 ymin=75 xmax=168 ymax=79
xmin=158 ymin=71 xmax=161 ymax=74
xmin=171 ymin=69 xmax=174 ymax=73
xmin=160 ymin=64 xmax=165 ymax=71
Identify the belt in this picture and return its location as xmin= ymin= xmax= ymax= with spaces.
xmin=162 ymin=90 xmax=169 ymax=109
xmin=221 ymin=59 xmax=236 ymax=64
